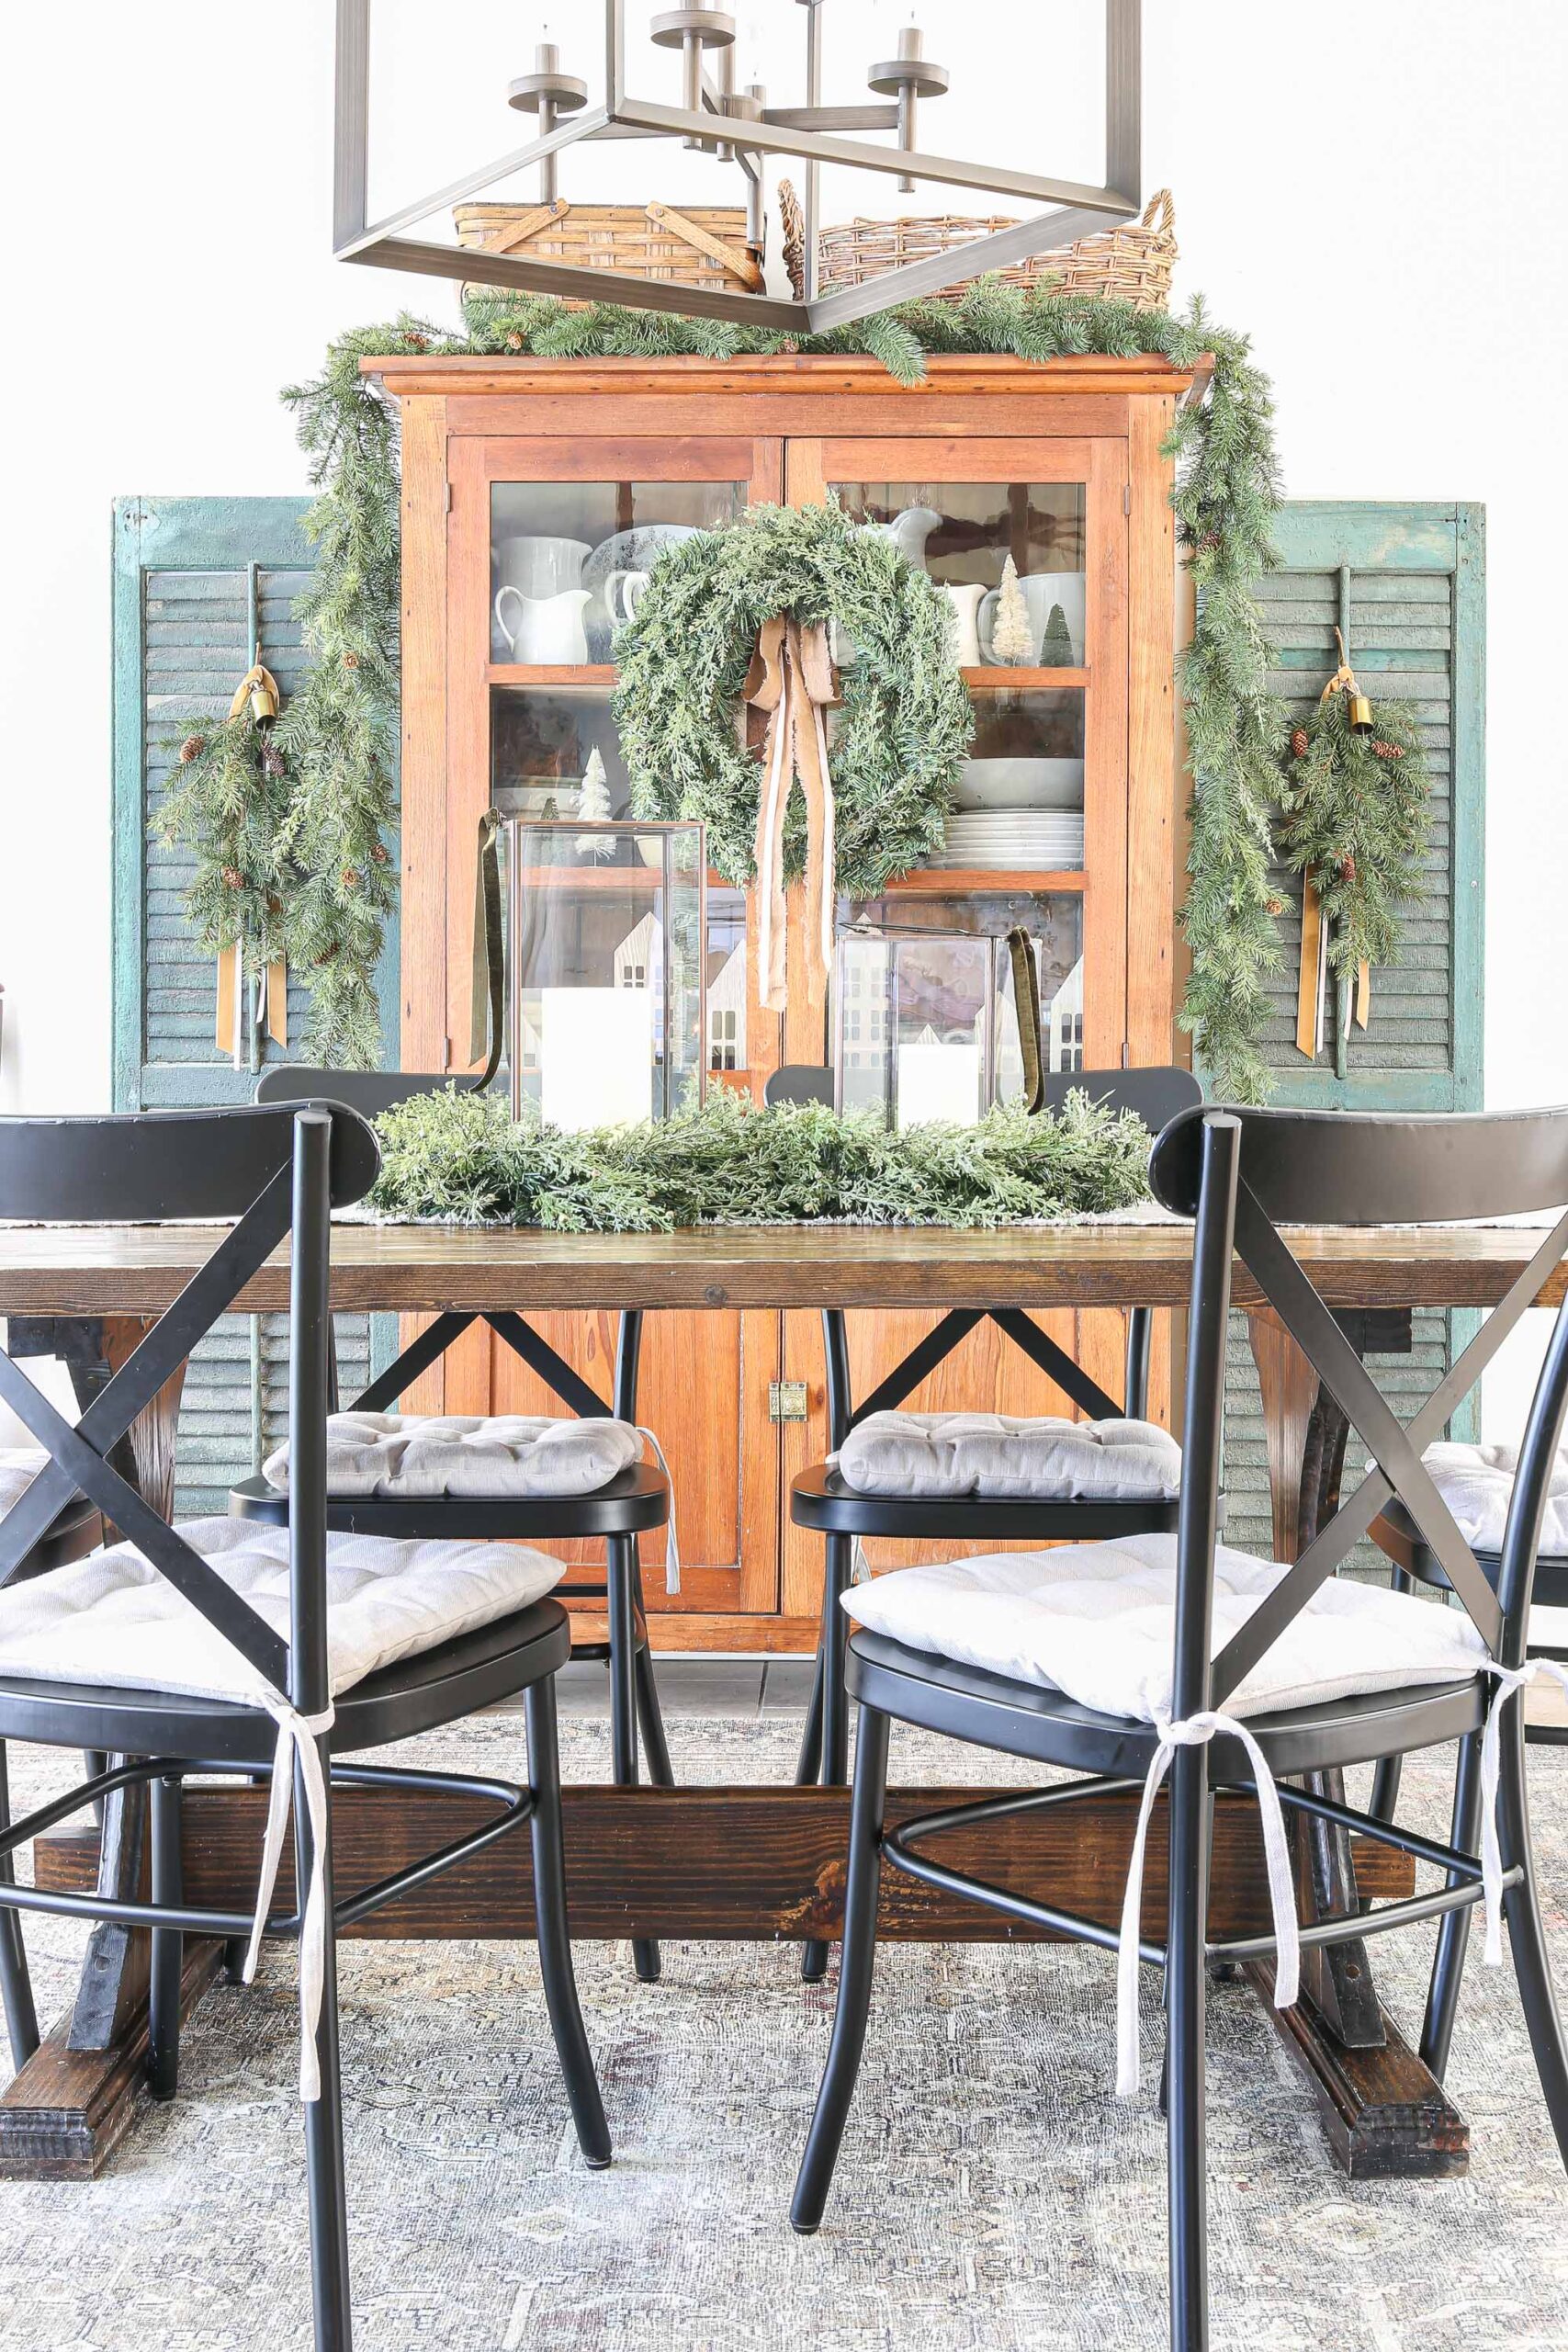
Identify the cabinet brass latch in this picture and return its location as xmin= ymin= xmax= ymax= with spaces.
xmin=768 ymin=1379 xmax=808 ymax=1422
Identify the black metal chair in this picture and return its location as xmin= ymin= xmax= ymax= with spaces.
xmin=791 ymin=1101 xmax=1568 ymax=2352
xmin=0 ymin=1103 xmax=610 ymax=2352
xmin=235 ymin=1067 xmax=675 ymax=1984
xmin=779 ymin=1064 xmax=1201 ymax=1977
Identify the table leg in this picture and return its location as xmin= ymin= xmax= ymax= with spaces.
xmin=0 ymin=1317 xmax=219 ymax=2179
xmin=1244 ymin=1306 xmax=1466 ymax=2176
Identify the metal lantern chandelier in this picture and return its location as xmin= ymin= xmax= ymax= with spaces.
xmin=333 ymin=0 xmax=1143 ymax=330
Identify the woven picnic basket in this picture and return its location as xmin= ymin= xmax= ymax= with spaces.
xmin=779 ymin=182 xmax=1175 ymax=311
xmin=454 ymin=198 xmax=763 ymax=311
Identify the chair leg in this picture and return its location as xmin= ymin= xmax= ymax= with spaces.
xmin=1166 ymin=1741 xmax=1212 ymax=2352
xmin=525 ymin=1677 xmax=612 ymax=2171
xmin=1419 ymin=1727 xmax=1483 ymax=2080
xmin=794 ymin=1646 xmax=825 ymax=1788
xmin=629 ymin=1551 xmax=674 ymax=1790
xmin=1368 ymin=1570 xmax=1412 ymax=1822
xmin=607 ymin=1534 xmax=660 ymax=1984
xmin=0 ymin=1741 xmax=38 ymax=2074
xmin=296 ymin=1740 xmax=354 ymax=2352
xmin=791 ymin=1702 xmax=889 ymax=2234
xmin=1495 ymin=1694 xmax=1568 ymax=2168
xmin=148 ymin=1772 xmax=184 ymax=2101
xmin=801 ymin=1532 xmax=852 ymax=1984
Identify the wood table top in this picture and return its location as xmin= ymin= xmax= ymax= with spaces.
xmin=0 ymin=1219 xmax=1561 ymax=1316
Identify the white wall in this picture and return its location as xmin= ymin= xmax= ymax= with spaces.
xmin=1 ymin=0 xmax=1564 ymax=1409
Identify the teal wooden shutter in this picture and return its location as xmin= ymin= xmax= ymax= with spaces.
xmin=111 ymin=497 xmax=392 ymax=1515
xmin=1251 ymin=501 xmax=1484 ymax=1111
xmin=1216 ymin=501 xmax=1485 ymax=1556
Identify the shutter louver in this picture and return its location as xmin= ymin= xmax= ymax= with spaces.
xmin=113 ymin=500 xmax=395 ymax=1521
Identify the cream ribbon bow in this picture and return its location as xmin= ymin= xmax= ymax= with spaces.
xmin=744 ymin=615 xmax=839 ymax=1016
xmin=1116 ymin=1709 xmax=1300 ymax=2099
xmin=242 ymin=1693 xmax=336 ymax=2103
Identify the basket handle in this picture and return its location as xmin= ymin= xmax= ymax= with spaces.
xmin=1140 ymin=188 xmax=1174 ymax=234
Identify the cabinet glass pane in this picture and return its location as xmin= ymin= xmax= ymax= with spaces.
xmin=829 ymin=480 xmax=1087 ymax=664
xmin=836 ymin=891 xmax=1085 ymax=1115
xmin=493 ymin=684 xmax=629 ymax=820
xmin=938 ymin=685 xmax=1087 ymax=869
xmin=491 ymin=480 xmax=742 ymax=661
xmin=705 ymin=884 xmax=750 ymax=1080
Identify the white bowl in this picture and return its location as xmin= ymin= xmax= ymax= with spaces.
xmin=953 ymin=758 xmax=1084 ymax=812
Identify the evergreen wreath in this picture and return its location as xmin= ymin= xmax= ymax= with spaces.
xmin=366 ymin=1082 xmax=1152 ymax=1233
xmin=612 ymin=499 xmax=971 ymax=893
xmin=1280 ymin=689 xmax=1431 ymax=991
xmin=279 ymin=290 xmax=1283 ymax=1089
xmin=157 ymin=705 xmax=293 ymax=978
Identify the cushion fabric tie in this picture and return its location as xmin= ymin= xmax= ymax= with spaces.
xmin=636 ymin=1427 xmax=681 ymax=1594
xmin=1117 ymin=1710 xmax=1300 ymax=2099
xmin=242 ymin=1694 xmax=336 ymax=2103
xmin=1479 ymin=1658 xmax=1568 ymax=1962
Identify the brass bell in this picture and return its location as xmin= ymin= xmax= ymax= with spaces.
xmin=1347 ymin=689 xmax=1374 ymax=734
xmin=249 ymin=677 xmax=280 ymax=725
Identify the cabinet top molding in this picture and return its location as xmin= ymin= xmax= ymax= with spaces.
xmin=359 ymin=351 xmax=1211 ymax=404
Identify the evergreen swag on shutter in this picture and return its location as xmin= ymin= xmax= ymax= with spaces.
xmin=111 ymin=497 xmax=396 ymax=1515
xmin=1217 ymin=500 xmax=1486 ymax=1558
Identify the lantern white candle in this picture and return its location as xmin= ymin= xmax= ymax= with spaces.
xmin=896 ymin=1038 xmax=983 ymax=1129
xmin=540 ymin=987 xmax=652 ymax=1130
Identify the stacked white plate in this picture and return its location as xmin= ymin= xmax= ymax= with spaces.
xmin=938 ymin=811 xmax=1086 ymax=870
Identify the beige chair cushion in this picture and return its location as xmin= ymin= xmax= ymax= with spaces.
xmin=264 ymin=1412 xmax=645 ymax=1501
xmin=835 ymin=1411 xmax=1180 ymax=1503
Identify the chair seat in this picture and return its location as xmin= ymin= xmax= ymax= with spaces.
xmin=263 ymin=1411 xmax=648 ymax=1500
xmin=0 ymin=1448 xmax=103 ymax=1570
xmin=1376 ymin=1494 xmax=1568 ymax=1628
xmin=232 ymin=1463 xmax=670 ymax=1541
xmin=1411 ymin=1437 xmax=1568 ymax=1556
xmin=833 ymin=1410 xmax=1181 ymax=1503
xmin=848 ymin=1627 xmax=1486 ymax=1781
xmin=792 ymin=1463 xmax=1181 ymax=1542
xmin=841 ymin=1531 xmax=1489 ymax=1768
xmin=0 ymin=1514 xmax=569 ymax=1759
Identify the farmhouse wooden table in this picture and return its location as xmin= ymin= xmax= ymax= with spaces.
xmin=0 ymin=1217 xmax=1562 ymax=2187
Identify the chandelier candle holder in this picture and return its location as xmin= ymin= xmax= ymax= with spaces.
xmin=333 ymin=0 xmax=1143 ymax=328
xmin=502 ymin=818 xmax=706 ymax=1128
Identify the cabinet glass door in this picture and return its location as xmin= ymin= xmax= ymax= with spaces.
xmin=803 ymin=436 xmax=1127 ymax=1074
xmin=446 ymin=433 xmax=784 ymax=1619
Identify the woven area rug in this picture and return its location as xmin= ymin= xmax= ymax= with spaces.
xmin=1 ymin=1714 xmax=1567 ymax=2352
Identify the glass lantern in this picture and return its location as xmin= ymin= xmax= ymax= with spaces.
xmin=833 ymin=906 xmax=1085 ymax=1127
xmin=502 ymin=820 xmax=705 ymax=1127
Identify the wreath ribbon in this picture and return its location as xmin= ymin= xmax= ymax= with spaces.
xmin=744 ymin=616 xmax=839 ymax=1014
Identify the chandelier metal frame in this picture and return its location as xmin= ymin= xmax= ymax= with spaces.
xmin=333 ymin=0 xmax=1142 ymax=331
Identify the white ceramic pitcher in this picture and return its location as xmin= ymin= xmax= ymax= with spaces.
xmin=862 ymin=503 xmax=942 ymax=568
xmin=494 ymin=586 xmax=592 ymax=664
xmin=604 ymin=569 xmax=650 ymax=630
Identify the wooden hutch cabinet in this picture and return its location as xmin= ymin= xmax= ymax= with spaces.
xmin=367 ymin=350 xmax=1200 ymax=1654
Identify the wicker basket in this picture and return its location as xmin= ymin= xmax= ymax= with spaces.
xmin=779 ymin=183 xmax=1175 ymax=311
xmin=454 ymin=198 xmax=763 ymax=311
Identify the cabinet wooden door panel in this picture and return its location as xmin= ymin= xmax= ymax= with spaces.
xmin=781 ymin=1303 xmax=1174 ymax=1590
xmin=484 ymin=1308 xmax=777 ymax=1614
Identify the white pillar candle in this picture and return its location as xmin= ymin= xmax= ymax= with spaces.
xmin=896 ymin=1039 xmax=982 ymax=1129
xmin=540 ymin=987 xmax=652 ymax=1130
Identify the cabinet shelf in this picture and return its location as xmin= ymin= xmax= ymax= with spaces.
xmin=488 ymin=663 xmax=1089 ymax=692
xmin=876 ymin=866 xmax=1085 ymax=895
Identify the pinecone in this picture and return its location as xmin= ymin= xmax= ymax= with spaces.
xmin=341 ymin=650 xmax=360 ymax=672
xmin=179 ymin=733 xmax=206 ymax=763
xmin=341 ymin=867 xmax=361 ymax=892
xmin=405 ymin=333 xmax=428 ymax=352
xmin=1338 ymin=854 xmax=1357 ymax=883
xmin=260 ymin=738 xmax=287 ymax=778
xmin=220 ymin=865 xmax=245 ymax=890
xmin=505 ymin=333 xmax=524 ymax=353
xmin=370 ymin=842 xmax=390 ymax=865
xmin=1371 ymin=740 xmax=1404 ymax=761
xmin=1290 ymin=727 xmax=1309 ymax=761
xmin=314 ymin=946 xmax=337 ymax=967
xmin=1265 ymin=894 xmax=1285 ymax=918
